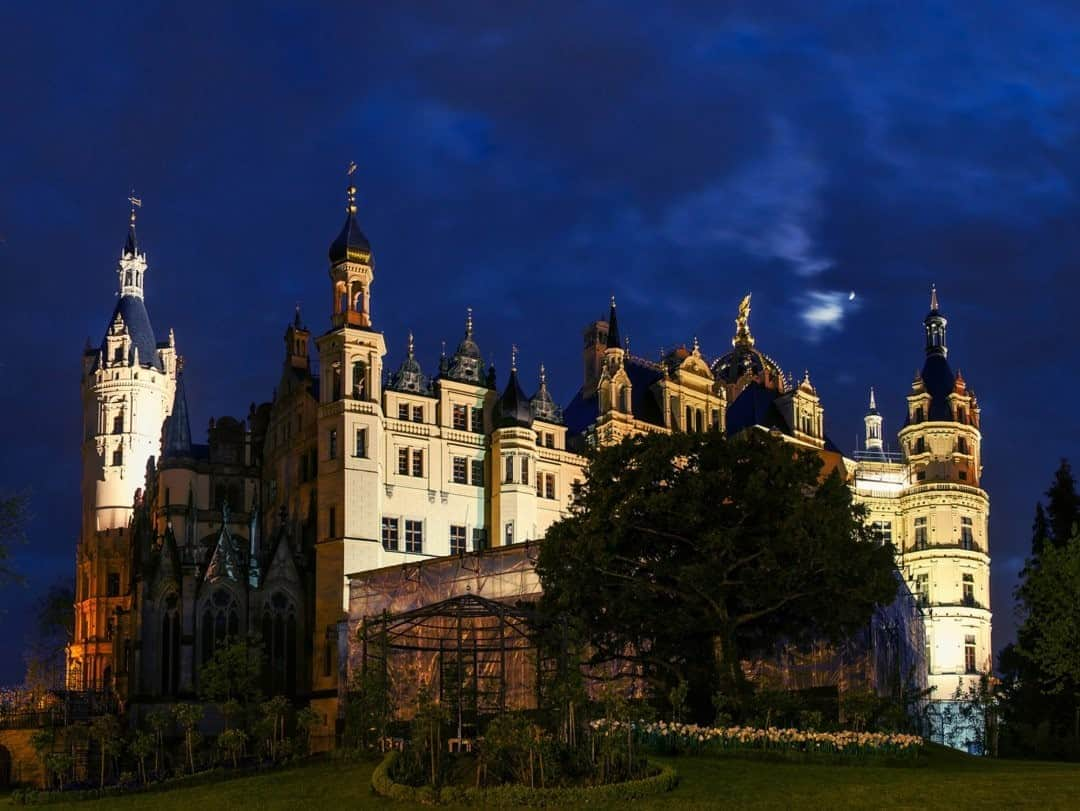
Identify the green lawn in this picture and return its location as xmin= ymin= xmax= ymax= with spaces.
xmin=32 ymin=746 xmax=1080 ymax=810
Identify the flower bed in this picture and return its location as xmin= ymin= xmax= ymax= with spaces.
xmin=371 ymin=749 xmax=680 ymax=807
xmin=591 ymin=719 xmax=923 ymax=760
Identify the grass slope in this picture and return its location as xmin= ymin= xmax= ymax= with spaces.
xmin=33 ymin=746 xmax=1080 ymax=810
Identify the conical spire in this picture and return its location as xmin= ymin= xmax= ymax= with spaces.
xmin=868 ymin=387 xmax=878 ymax=414
xmin=605 ymin=296 xmax=621 ymax=350
xmin=163 ymin=363 xmax=192 ymax=458
xmin=124 ymin=200 xmax=138 ymax=257
xmin=924 ymin=285 xmax=948 ymax=357
xmin=530 ymin=362 xmax=563 ymax=424
xmin=328 ymin=179 xmax=372 ymax=264
xmin=929 ymin=284 xmax=939 ymax=313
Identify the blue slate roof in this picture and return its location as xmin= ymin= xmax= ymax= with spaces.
xmin=102 ymin=295 xmax=161 ymax=369
xmin=328 ymin=210 xmax=371 ymax=263
xmin=163 ymin=373 xmax=193 ymax=458
xmin=920 ymin=353 xmax=956 ymax=421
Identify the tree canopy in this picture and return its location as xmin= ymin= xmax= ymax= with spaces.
xmin=536 ymin=430 xmax=898 ymax=722
xmin=0 ymin=492 xmax=28 ymax=585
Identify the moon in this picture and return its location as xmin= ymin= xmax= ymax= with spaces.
xmin=848 ymin=291 xmax=856 ymax=301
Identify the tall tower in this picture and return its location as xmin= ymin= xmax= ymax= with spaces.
xmin=312 ymin=181 xmax=386 ymax=707
xmin=69 ymin=199 xmax=177 ymax=690
xmin=896 ymin=287 xmax=990 ymax=750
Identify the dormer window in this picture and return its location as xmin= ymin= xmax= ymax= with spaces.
xmin=914 ymin=406 xmax=925 ymax=423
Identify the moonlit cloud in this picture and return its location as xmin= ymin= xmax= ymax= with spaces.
xmin=800 ymin=290 xmax=853 ymax=339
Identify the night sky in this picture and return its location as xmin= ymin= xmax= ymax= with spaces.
xmin=1 ymin=3 xmax=1078 ymax=684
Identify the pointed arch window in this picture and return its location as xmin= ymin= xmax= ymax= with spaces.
xmin=262 ymin=591 xmax=298 ymax=697
xmin=161 ymin=593 xmax=181 ymax=696
xmin=200 ymin=588 xmax=239 ymax=667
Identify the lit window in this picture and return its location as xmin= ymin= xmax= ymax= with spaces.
xmin=397 ymin=448 xmax=409 ymax=475
xmin=382 ymin=517 xmax=399 ymax=551
xmin=914 ymin=517 xmax=928 ymax=550
xmin=452 ymin=456 xmax=467 ymax=484
xmin=872 ymin=520 xmax=893 ymax=546
xmin=450 ymin=525 xmax=467 ymax=555
xmin=962 ymin=573 xmax=975 ymax=606
xmin=961 ymin=517 xmax=974 ymax=550
xmin=914 ymin=573 xmax=929 ymax=608
xmin=405 ymin=520 xmax=423 ymax=553
xmin=965 ymin=635 xmax=977 ymax=674
xmin=452 ymin=404 xmax=468 ymax=430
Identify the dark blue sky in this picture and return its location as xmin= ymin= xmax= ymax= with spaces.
xmin=1 ymin=2 xmax=1078 ymax=683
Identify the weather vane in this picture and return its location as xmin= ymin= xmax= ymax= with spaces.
xmin=128 ymin=188 xmax=142 ymax=223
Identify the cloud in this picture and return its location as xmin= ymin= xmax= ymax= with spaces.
xmin=799 ymin=290 xmax=854 ymax=339
xmin=662 ymin=118 xmax=833 ymax=277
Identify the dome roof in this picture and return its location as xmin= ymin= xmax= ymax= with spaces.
xmin=498 ymin=367 xmax=532 ymax=428
xmin=328 ymin=185 xmax=372 ymax=264
xmin=711 ymin=294 xmax=784 ymax=392
xmin=445 ymin=309 xmax=484 ymax=384
xmin=387 ymin=332 xmax=429 ymax=394
xmin=530 ymin=364 xmax=563 ymax=424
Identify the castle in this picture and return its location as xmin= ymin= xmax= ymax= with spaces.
xmin=67 ymin=184 xmax=991 ymax=750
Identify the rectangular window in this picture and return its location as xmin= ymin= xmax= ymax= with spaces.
xmin=711 ymin=409 xmax=721 ymax=430
xmin=914 ymin=517 xmax=928 ymax=550
xmin=545 ymin=432 xmax=555 ymax=449
xmin=113 ymin=413 xmax=123 ymax=434
xmin=405 ymin=520 xmax=423 ymax=553
xmin=112 ymin=447 xmax=123 ymax=467
xmin=453 ymin=404 xmax=468 ymax=430
xmin=963 ymin=573 xmax=975 ymax=606
xmin=412 ymin=405 xmax=423 ymax=423
xmin=452 ymin=456 xmax=467 ymax=484
xmin=872 ymin=520 xmax=893 ymax=546
xmin=106 ymin=572 xmax=120 ymax=598
xmin=328 ymin=429 xmax=337 ymax=460
xmin=472 ymin=527 xmax=487 ymax=551
xmin=381 ymin=517 xmax=399 ymax=551
xmin=411 ymin=449 xmax=424 ymax=478
xmin=505 ymin=455 xmax=514 ymax=484
xmin=398 ymin=447 xmax=409 ymax=475
xmin=450 ymin=525 xmax=467 ymax=555
xmin=965 ymin=635 xmax=977 ymax=673
xmin=398 ymin=402 xmax=409 ymax=420
xmin=355 ymin=428 xmax=367 ymax=458
xmin=536 ymin=471 xmax=543 ymax=496
xmin=504 ymin=521 xmax=514 ymax=546
xmin=914 ymin=573 xmax=929 ymax=608
xmin=328 ymin=507 xmax=336 ymax=539
xmin=471 ymin=459 xmax=485 ymax=487
xmin=521 ymin=456 xmax=529 ymax=485
xmin=961 ymin=517 xmax=974 ymax=550
xmin=685 ymin=405 xmax=693 ymax=431
xmin=545 ymin=473 xmax=556 ymax=500
xmin=471 ymin=406 xmax=484 ymax=433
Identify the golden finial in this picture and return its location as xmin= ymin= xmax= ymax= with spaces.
xmin=407 ymin=330 xmax=415 ymax=356
xmin=539 ymin=362 xmax=546 ymax=386
xmin=734 ymin=293 xmax=755 ymax=347
xmin=345 ymin=161 xmax=358 ymax=214
xmin=465 ymin=307 xmax=473 ymax=337
xmin=930 ymin=284 xmax=939 ymax=312
xmin=128 ymin=189 xmax=142 ymax=226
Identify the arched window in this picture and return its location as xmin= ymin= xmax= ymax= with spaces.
xmin=161 ymin=593 xmax=181 ymax=696
xmin=262 ymin=592 xmax=298 ymax=697
xmin=351 ymin=360 xmax=366 ymax=400
xmin=200 ymin=589 xmax=239 ymax=666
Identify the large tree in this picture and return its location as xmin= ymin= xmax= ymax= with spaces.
xmin=0 ymin=492 xmax=28 ymax=585
xmin=536 ymin=430 xmax=898 ymax=722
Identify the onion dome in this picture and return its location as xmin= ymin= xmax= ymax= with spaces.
xmin=497 ymin=348 xmax=532 ymax=428
xmin=387 ymin=332 xmax=429 ymax=393
xmin=530 ymin=363 xmax=563 ymax=424
xmin=710 ymin=294 xmax=785 ymax=391
xmin=446 ymin=308 xmax=484 ymax=384
xmin=328 ymin=183 xmax=372 ymax=264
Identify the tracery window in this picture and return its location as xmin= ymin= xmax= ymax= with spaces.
xmin=262 ymin=591 xmax=298 ymax=697
xmin=200 ymin=588 xmax=239 ymax=666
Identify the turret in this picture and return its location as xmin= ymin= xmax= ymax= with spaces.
xmin=864 ymin=387 xmax=884 ymax=453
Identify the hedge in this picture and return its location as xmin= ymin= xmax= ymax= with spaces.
xmin=370 ymin=750 xmax=680 ymax=807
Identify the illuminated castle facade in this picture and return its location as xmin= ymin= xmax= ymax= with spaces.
xmin=68 ymin=187 xmax=989 ymax=750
